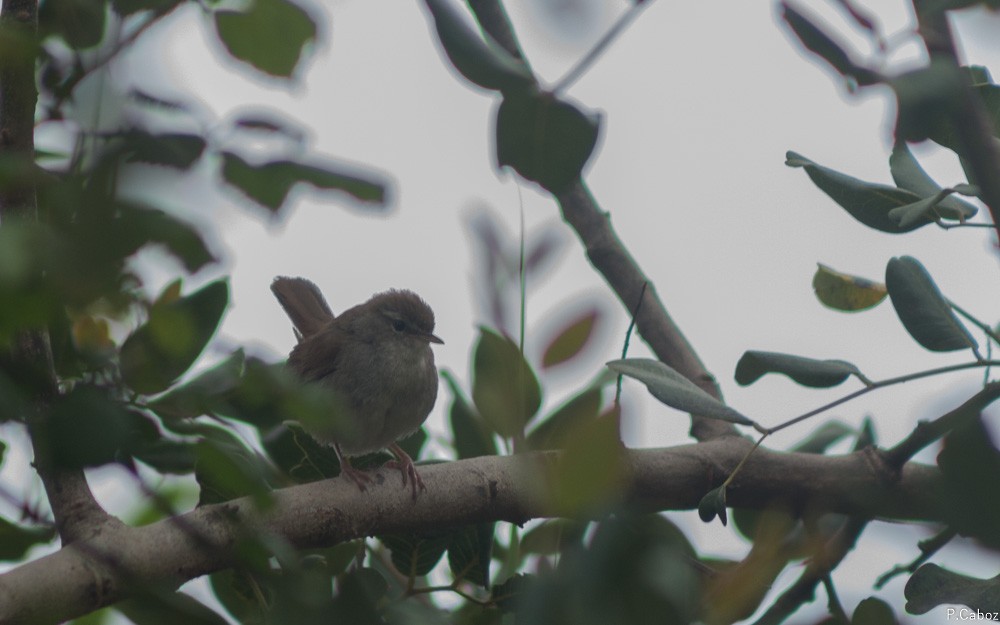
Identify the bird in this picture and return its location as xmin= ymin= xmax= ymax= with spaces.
xmin=271 ymin=276 xmax=442 ymax=499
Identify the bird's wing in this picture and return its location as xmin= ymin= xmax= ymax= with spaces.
xmin=287 ymin=325 xmax=342 ymax=382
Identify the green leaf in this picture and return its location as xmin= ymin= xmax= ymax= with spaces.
xmin=884 ymin=256 xmax=977 ymax=354
xmin=221 ymin=152 xmax=387 ymax=213
xmin=735 ymin=351 xmax=864 ymax=388
xmin=791 ymin=421 xmax=855 ymax=454
xmin=262 ymin=422 xmax=341 ymax=483
xmin=213 ymin=0 xmax=316 ymax=78
xmin=780 ymin=2 xmax=880 ymax=87
xmin=496 ymin=91 xmax=601 ymax=194
xmin=120 ymin=280 xmax=229 ymax=395
xmin=786 ymin=151 xmax=931 ymax=233
xmin=112 ymin=0 xmax=184 ymax=16
xmin=526 ymin=386 xmax=602 ymax=450
xmin=420 ymin=0 xmax=535 ymax=93
xmin=120 ymin=206 xmax=216 ymax=273
xmin=195 ymin=435 xmax=273 ymax=507
xmin=892 ymin=60 xmax=967 ymax=144
xmin=520 ymin=519 xmax=588 ymax=556
xmin=813 ymin=263 xmax=887 ymax=312
xmin=150 ymin=350 xmax=246 ymax=420
xmin=607 ymin=358 xmax=754 ymax=425
xmin=380 ymin=533 xmax=452 ymax=578
xmin=549 ymin=407 xmax=624 ymax=515
xmin=472 ymin=327 xmax=542 ymax=439
xmin=889 ymin=142 xmax=977 ymax=221
xmin=491 ymin=573 xmax=534 ymax=613
xmin=0 ymin=517 xmax=56 ymax=561
xmin=541 ymin=308 xmax=598 ymax=368
xmin=937 ymin=414 xmax=1000 ymax=548
xmin=447 ymin=522 xmax=494 ymax=588
xmin=116 ymin=591 xmax=231 ymax=625
xmin=442 ymin=370 xmax=497 ymax=459
xmin=852 ymin=596 xmax=898 ymax=625
xmin=119 ymin=131 xmax=207 ymax=170
xmin=905 ymin=564 xmax=1000 ymax=615
xmin=698 ymin=486 xmax=728 ymax=525
xmin=45 ymin=386 xmax=153 ymax=468
xmin=39 ymin=0 xmax=107 ymax=49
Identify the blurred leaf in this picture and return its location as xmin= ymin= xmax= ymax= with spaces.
xmin=442 ymin=370 xmax=497 ymax=459
xmin=525 ymin=515 xmax=700 ymax=625
xmin=698 ymin=486 xmax=727 ymax=525
xmin=380 ymin=533 xmax=452 ymax=578
xmin=492 ymin=574 xmax=534 ymax=613
xmin=263 ymin=421 xmax=340 ymax=484
xmin=208 ymin=569 xmax=269 ymax=625
xmin=526 ymin=387 xmax=601 ymax=451
xmin=133 ymin=438 xmax=197 ymax=474
xmin=419 ymin=0 xmax=535 ymax=93
xmin=791 ymin=421 xmax=855 ymax=454
xmin=195 ymin=435 xmax=273 ymax=507
xmin=786 ymin=151 xmax=931 ymax=233
xmin=885 ymin=256 xmax=977 ymax=354
xmin=608 ymin=358 xmax=753 ymax=425
xmin=813 ymin=263 xmax=887 ymax=312
xmin=735 ymin=350 xmax=864 ymax=388
xmin=0 ymin=517 xmax=56 ymax=561
xmin=116 ymin=590 xmax=231 ymax=625
xmin=150 ymin=349 xmax=246 ymax=420
xmin=703 ymin=511 xmax=796 ymax=624
xmin=447 ymin=522 xmax=494 ymax=588
xmin=780 ymin=2 xmax=880 ymax=87
xmin=330 ymin=568 xmax=388 ymax=623
xmin=213 ymin=0 xmax=316 ymax=78
xmin=892 ymin=60 xmax=966 ymax=144
xmin=496 ymin=91 xmax=601 ymax=194
xmin=71 ymin=315 xmax=115 ymax=356
xmin=520 ymin=519 xmax=588 ymax=556
xmin=541 ymin=309 xmax=598 ymax=369
xmin=120 ymin=206 xmax=216 ymax=273
xmin=120 ymin=280 xmax=229 ymax=395
xmin=852 ymin=596 xmax=898 ymax=625
xmin=472 ymin=327 xmax=541 ymax=438
xmin=905 ymin=564 xmax=1000 ymax=615
xmin=46 ymin=386 xmax=153 ymax=468
xmin=937 ymin=414 xmax=1000 ymax=548
xmin=39 ymin=0 xmax=106 ymax=49
xmin=221 ymin=152 xmax=386 ymax=213
xmin=549 ymin=407 xmax=624 ymax=515
xmin=889 ymin=142 xmax=977 ymax=221
xmin=118 ymin=131 xmax=207 ymax=170
xmin=112 ymin=0 xmax=183 ymax=15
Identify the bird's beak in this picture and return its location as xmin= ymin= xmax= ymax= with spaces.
xmin=426 ymin=332 xmax=444 ymax=345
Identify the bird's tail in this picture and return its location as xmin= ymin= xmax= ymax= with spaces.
xmin=271 ymin=276 xmax=335 ymax=339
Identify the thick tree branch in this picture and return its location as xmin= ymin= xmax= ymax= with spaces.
xmin=0 ymin=0 xmax=108 ymax=544
xmin=0 ymin=441 xmax=951 ymax=624
xmin=556 ymin=181 xmax=735 ymax=441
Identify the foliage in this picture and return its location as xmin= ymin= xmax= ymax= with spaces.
xmin=0 ymin=0 xmax=999 ymax=624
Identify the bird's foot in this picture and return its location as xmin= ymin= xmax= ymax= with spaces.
xmin=387 ymin=443 xmax=426 ymax=500
xmin=336 ymin=448 xmax=372 ymax=492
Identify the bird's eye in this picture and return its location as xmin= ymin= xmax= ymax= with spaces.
xmin=392 ymin=319 xmax=406 ymax=332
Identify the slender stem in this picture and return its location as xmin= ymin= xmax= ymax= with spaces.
xmin=874 ymin=527 xmax=957 ymax=589
xmin=552 ymin=2 xmax=649 ymax=95
xmin=721 ymin=433 xmax=768 ymax=489
xmin=768 ymin=360 xmax=1000 ymax=434
xmin=615 ymin=282 xmax=647 ymax=406
xmin=949 ymin=300 xmax=1000 ymax=346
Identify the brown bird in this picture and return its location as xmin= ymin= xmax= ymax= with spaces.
xmin=271 ymin=277 xmax=442 ymax=498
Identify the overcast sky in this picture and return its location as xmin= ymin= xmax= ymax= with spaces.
xmin=7 ymin=0 xmax=1000 ymax=622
